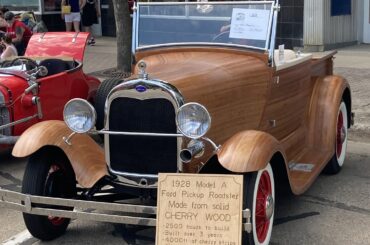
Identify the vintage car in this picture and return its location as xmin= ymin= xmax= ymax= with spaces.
xmin=0 ymin=32 xmax=100 ymax=146
xmin=0 ymin=1 xmax=352 ymax=244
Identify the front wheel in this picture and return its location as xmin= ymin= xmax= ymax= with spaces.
xmin=243 ymin=163 xmax=275 ymax=245
xmin=324 ymin=101 xmax=348 ymax=174
xmin=22 ymin=148 xmax=76 ymax=241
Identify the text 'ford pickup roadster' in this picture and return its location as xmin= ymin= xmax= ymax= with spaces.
xmin=0 ymin=1 xmax=352 ymax=244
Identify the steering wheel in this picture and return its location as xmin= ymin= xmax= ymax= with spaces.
xmin=9 ymin=57 xmax=38 ymax=70
xmin=212 ymin=31 xmax=231 ymax=43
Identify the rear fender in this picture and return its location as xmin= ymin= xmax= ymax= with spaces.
xmin=12 ymin=120 xmax=108 ymax=188
xmin=217 ymin=130 xmax=286 ymax=173
xmin=308 ymin=75 xmax=351 ymax=152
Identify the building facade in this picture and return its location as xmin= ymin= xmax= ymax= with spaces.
xmin=0 ymin=0 xmax=367 ymax=50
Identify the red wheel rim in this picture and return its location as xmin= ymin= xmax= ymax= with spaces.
xmin=336 ymin=111 xmax=344 ymax=157
xmin=46 ymin=164 xmax=66 ymax=226
xmin=48 ymin=216 xmax=65 ymax=226
xmin=255 ymin=170 xmax=272 ymax=243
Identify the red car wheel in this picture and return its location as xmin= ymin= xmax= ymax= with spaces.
xmin=244 ymin=163 xmax=275 ymax=245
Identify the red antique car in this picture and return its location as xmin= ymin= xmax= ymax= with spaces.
xmin=0 ymin=32 xmax=100 ymax=146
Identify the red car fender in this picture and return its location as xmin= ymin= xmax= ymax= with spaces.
xmin=217 ymin=130 xmax=287 ymax=173
xmin=12 ymin=120 xmax=108 ymax=188
xmin=307 ymin=75 xmax=351 ymax=154
xmin=84 ymin=74 xmax=101 ymax=103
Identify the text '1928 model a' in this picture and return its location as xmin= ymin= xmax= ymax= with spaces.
xmin=0 ymin=1 xmax=352 ymax=244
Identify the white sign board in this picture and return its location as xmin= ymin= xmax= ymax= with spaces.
xmin=156 ymin=173 xmax=243 ymax=245
xmin=229 ymin=8 xmax=270 ymax=40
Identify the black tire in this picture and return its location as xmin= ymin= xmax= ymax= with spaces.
xmin=243 ymin=163 xmax=275 ymax=245
xmin=94 ymin=78 xmax=124 ymax=130
xmin=324 ymin=101 xmax=348 ymax=174
xmin=22 ymin=148 xmax=76 ymax=241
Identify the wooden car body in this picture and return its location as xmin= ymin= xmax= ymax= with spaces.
xmin=5 ymin=1 xmax=352 ymax=243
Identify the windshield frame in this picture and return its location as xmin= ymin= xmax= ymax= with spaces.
xmin=132 ymin=1 xmax=277 ymax=57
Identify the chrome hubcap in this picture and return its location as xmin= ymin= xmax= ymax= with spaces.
xmin=265 ymin=195 xmax=274 ymax=220
xmin=340 ymin=126 xmax=347 ymax=144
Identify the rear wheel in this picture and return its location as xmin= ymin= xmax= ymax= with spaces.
xmin=243 ymin=163 xmax=275 ymax=245
xmin=94 ymin=78 xmax=124 ymax=130
xmin=22 ymin=148 xmax=76 ymax=241
xmin=324 ymin=101 xmax=348 ymax=174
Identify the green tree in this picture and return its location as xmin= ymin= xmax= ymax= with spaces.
xmin=112 ymin=0 xmax=132 ymax=73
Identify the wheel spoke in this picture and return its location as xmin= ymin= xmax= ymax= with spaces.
xmin=255 ymin=170 xmax=273 ymax=243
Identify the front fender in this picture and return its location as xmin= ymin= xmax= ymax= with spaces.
xmin=217 ymin=130 xmax=286 ymax=173
xmin=13 ymin=120 xmax=108 ymax=188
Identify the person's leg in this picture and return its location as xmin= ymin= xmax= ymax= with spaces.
xmin=73 ymin=21 xmax=80 ymax=32
xmin=64 ymin=14 xmax=73 ymax=31
xmin=72 ymin=13 xmax=81 ymax=32
xmin=65 ymin=22 xmax=72 ymax=31
xmin=84 ymin=26 xmax=95 ymax=45
xmin=84 ymin=25 xmax=91 ymax=33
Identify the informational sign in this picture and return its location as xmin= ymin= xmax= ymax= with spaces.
xmin=229 ymin=8 xmax=270 ymax=40
xmin=156 ymin=173 xmax=243 ymax=245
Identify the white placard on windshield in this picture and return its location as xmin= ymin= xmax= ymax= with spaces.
xmin=229 ymin=8 xmax=270 ymax=40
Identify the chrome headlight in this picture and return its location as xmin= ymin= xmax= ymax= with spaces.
xmin=63 ymin=99 xmax=96 ymax=133
xmin=176 ymin=102 xmax=211 ymax=139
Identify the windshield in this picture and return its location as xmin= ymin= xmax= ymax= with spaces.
xmin=134 ymin=1 xmax=275 ymax=51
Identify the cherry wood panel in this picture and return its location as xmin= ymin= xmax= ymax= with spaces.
xmin=138 ymin=49 xmax=271 ymax=144
xmin=307 ymin=75 xmax=349 ymax=152
xmin=12 ymin=120 xmax=108 ymax=188
xmin=311 ymin=51 xmax=336 ymax=77
xmin=261 ymin=60 xmax=312 ymax=140
xmin=136 ymin=48 xmax=349 ymax=194
xmin=217 ymin=130 xmax=286 ymax=173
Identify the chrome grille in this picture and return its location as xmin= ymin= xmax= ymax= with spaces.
xmin=0 ymin=92 xmax=10 ymax=136
xmin=108 ymin=97 xmax=178 ymax=174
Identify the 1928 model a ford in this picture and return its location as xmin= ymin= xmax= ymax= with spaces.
xmin=0 ymin=1 xmax=352 ymax=244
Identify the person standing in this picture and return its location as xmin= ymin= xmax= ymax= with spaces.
xmin=4 ymin=11 xmax=32 ymax=56
xmin=0 ymin=34 xmax=18 ymax=61
xmin=61 ymin=0 xmax=85 ymax=32
xmin=0 ymin=7 xmax=9 ymax=32
xmin=81 ymin=0 xmax=100 ymax=45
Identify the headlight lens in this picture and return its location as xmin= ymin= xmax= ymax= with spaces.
xmin=63 ymin=99 xmax=96 ymax=133
xmin=176 ymin=102 xmax=211 ymax=139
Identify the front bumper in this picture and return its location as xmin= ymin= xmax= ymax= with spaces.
xmin=0 ymin=188 xmax=252 ymax=232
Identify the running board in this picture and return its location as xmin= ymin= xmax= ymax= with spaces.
xmin=0 ymin=188 xmax=252 ymax=232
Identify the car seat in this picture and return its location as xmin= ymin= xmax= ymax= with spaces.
xmin=38 ymin=59 xmax=69 ymax=76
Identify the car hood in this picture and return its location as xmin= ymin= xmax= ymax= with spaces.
xmin=25 ymin=32 xmax=89 ymax=62
xmin=135 ymin=49 xmax=271 ymax=143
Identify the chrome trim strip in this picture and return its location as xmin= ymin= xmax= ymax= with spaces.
xmin=265 ymin=2 xmax=275 ymax=50
xmin=132 ymin=1 xmax=137 ymax=55
xmin=135 ymin=1 xmax=275 ymax=53
xmin=137 ymin=43 xmax=267 ymax=52
xmin=0 ymin=114 xmax=38 ymax=131
xmin=104 ymin=78 xmax=185 ymax=186
xmin=0 ymin=188 xmax=252 ymax=230
xmin=269 ymin=1 xmax=279 ymax=65
xmin=98 ymin=130 xmax=182 ymax=137
xmin=0 ymin=188 xmax=156 ymax=226
xmin=138 ymin=1 xmax=274 ymax=6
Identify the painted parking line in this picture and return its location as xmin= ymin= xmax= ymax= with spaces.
xmin=2 ymin=230 xmax=38 ymax=245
